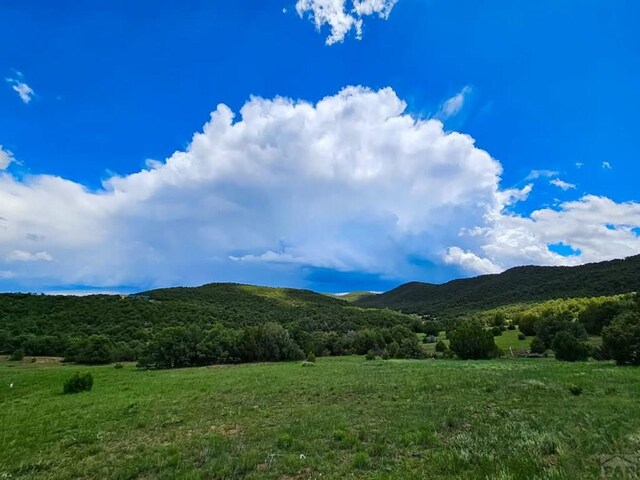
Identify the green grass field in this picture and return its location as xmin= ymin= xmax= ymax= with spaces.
xmin=2 ymin=356 xmax=640 ymax=479
xmin=422 ymin=329 xmax=533 ymax=355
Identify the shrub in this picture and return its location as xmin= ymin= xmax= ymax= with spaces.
xmin=578 ymin=300 xmax=624 ymax=335
xmin=63 ymin=373 xmax=94 ymax=394
xmin=387 ymin=341 xmax=400 ymax=358
xmin=518 ymin=333 xmax=527 ymax=341
xmin=441 ymin=349 xmax=456 ymax=359
xmin=365 ymin=350 xmax=377 ymax=361
xmin=518 ymin=313 xmax=539 ymax=336
xmin=535 ymin=317 xmax=587 ymax=349
xmin=423 ymin=321 xmax=442 ymax=337
xmin=569 ymin=385 xmax=583 ymax=396
xmin=435 ymin=340 xmax=447 ymax=353
xmin=602 ymin=312 xmax=640 ymax=365
xmin=397 ymin=338 xmax=426 ymax=359
xmin=276 ymin=433 xmax=294 ymax=450
xmin=9 ymin=348 xmax=25 ymax=361
xmin=448 ymin=320 xmax=498 ymax=360
xmin=114 ymin=363 xmax=124 ymax=369
xmin=507 ymin=324 xmax=516 ymax=331
xmin=306 ymin=351 xmax=316 ymax=363
xmin=529 ymin=336 xmax=546 ymax=354
xmin=381 ymin=350 xmax=390 ymax=360
xmin=491 ymin=326 xmax=503 ymax=337
xmin=551 ymin=332 xmax=588 ymax=362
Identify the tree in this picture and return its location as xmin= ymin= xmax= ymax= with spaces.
xmin=535 ymin=317 xmax=587 ymax=348
xmin=517 ymin=313 xmax=538 ymax=336
xmin=602 ymin=312 xmax=640 ymax=365
xmin=551 ymin=332 xmax=588 ymax=362
xmin=578 ymin=300 xmax=624 ymax=335
xmin=448 ymin=320 xmax=498 ymax=360
xmin=435 ymin=340 xmax=447 ymax=353
xmin=529 ymin=336 xmax=546 ymax=354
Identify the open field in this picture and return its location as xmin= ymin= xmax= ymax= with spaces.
xmin=422 ymin=329 xmax=533 ymax=355
xmin=2 ymin=357 xmax=640 ymax=479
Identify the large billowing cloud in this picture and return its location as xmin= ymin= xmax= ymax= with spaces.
xmin=0 ymin=86 xmax=639 ymax=290
xmin=296 ymin=0 xmax=399 ymax=45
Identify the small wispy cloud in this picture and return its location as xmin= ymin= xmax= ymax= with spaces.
xmin=437 ymin=86 xmax=472 ymax=119
xmin=575 ymin=162 xmax=584 ymax=169
xmin=296 ymin=0 xmax=399 ymax=45
xmin=0 ymin=145 xmax=15 ymax=170
xmin=526 ymin=169 xmax=559 ymax=180
xmin=6 ymin=250 xmax=53 ymax=263
xmin=6 ymin=71 xmax=35 ymax=104
xmin=550 ymin=178 xmax=576 ymax=191
xmin=602 ymin=161 xmax=612 ymax=170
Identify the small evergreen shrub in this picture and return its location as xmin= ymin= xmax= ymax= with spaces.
xmin=602 ymin=312 xmax=640 ymax=365
xmin=569 ymin=385 xmax=583 ymax=396
xmin=63 ymin=372 xmax=94 ymax=394
xmin=507 ymin=324 xmax=516 ymax=331
xmin=448 ymin=320 xmax=499 ymax=360
xmin=552 ymin=332 xmax=589 ymax=362
xmin=306 ymin=351 xmax=316 ymax=363
xmin=381 ymin=350 xmax=390 ymax=360
xmin=518 ymin=333 xmax=527 ymax=340
xmin=9 ymin=348 xmax=25 ymax=361
xmin=365 ymin=350 xmax=376 ymax=361
xmin=441 ymin=349 xmax=456 ymax=359
xmin=530 ymin=336 xmax=546 ymax=354
xmin=491 ymin=326 xmax=503 ymax=337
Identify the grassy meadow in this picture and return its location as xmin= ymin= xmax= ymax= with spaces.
xmin=2 ymin=356 xmax=640 ymax=479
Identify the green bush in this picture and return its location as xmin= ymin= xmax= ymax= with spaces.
xmin=306 ymin=351 xmax=316 ymax=363
xmin=569 ymin=385 xmax=583 ymax=396
xmin=435 ymin=340 xmax=447 ymax=352
xmin=518 ymin=332 xmax=527 ymax=340
xmin=9 ymin=348 xmax=25 ymax=361
xmin=507 ymin=324 xmax=516 ymax=331
xmin=381 ymin=349 xmax=390 ymax=360
xmin=63 ymin=373 xmax=94 ymax=394
xmin=530 ymin=336 xmax=546 ymax=354
xmin=491 ymin=326 xmax=503 ymax=337
xmin=448 ymin=320 xmax=498 ymax=360
xmin=518 ymin=313 xmax=539 ymax=336
xmin=551 ymin=332 xmax=588 ymax=362
xmin=365 ymin=350 xmax=376 ymax=361
xmin=602 ymin=312 xmax=640 ymax=365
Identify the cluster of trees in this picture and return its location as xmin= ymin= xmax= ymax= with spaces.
xmin=504 ymin=293 xmax=640 ymax=364
xmin=0 ymin=285 xmax=429 ymax=368
xmin=137 ymin=323 xmax=425 ymax=369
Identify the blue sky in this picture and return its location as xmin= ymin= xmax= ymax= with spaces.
xmin=1 ymin=0 xmax=639 ymax=294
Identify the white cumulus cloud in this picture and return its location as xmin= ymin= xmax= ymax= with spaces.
xmin=296 ymin=0 xmax=398 ymax=45
xmin=0 ymin=86 xmax=638 ymax=288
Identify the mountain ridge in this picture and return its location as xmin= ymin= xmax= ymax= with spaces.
xmin=354 ymin=255 xmax=640 ymax=320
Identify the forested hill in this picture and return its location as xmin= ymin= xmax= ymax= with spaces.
xmin=0 ymin=283 xmax=418 ymax=358
xmin=354 ymin=255 xmax=640 ymax=319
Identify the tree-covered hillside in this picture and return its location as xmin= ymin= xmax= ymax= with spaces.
xmin=0 ymin=283 xmax=420 ymax=363
xmin=355 ymin=255 xmax=640 ymax=320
